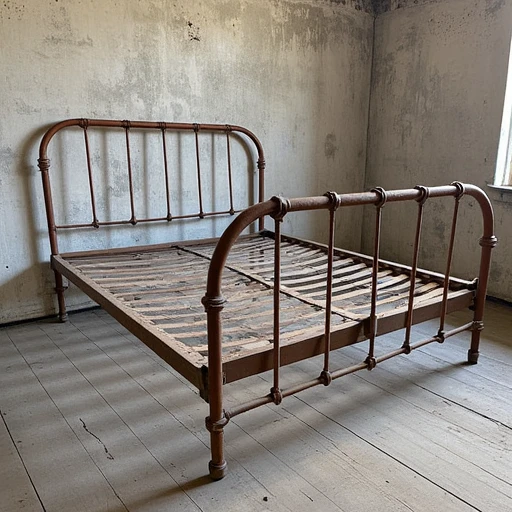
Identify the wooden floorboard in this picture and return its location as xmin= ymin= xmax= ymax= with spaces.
xmin=0 ymin=400 xmax=43 ymax=512
xmin=1 ymin=302 xmax=511 ymax=511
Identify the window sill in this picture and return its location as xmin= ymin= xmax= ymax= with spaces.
xmin=487 ymin=184 xmax=512 ymax=204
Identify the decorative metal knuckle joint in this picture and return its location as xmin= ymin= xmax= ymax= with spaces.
xmin=479 ymin=235 xmax=498 ymax=248
xmin=201 ymin=295 xmax=226 ymax=312
xmin=436 ymin=329 xmax=445 ymax=343
xmin=414 ymin=185 xmax=430 ymax=205
xmin=229 ymin=208 xmax=235 ymax=215
xmin=324 ymin=191 xmax=341 ymax=210
xmin=451 ymin=181 xmax=465 ymax=201
xmin=270 ymin=195 xmax=291 ymax=222
xmin=401 ymin=342 xmax=412 ymax=355
xmin=205 ymin=411 xmax=230 ymax=432
xmin=365 ymin=356 xmax=377 ymax=371
xmin=130 ymin=217 xmax=137 ymax=226
xmin=371 ymin=187 xmax=387 ymax=208
xmin=92 ymin=219 xmax=100 ymax=229
xmin=79 ymin=118 xmax=89 ymax=130
xmin=257 ymin=158 xmax=266 ymax=169
xmin=38 ymin=158 xmax=50 ymax=172
xmin=225 ymin=124 xmax=232 ymax=132
xmin=158 ymin=121 xmax=167 ymax=131
xmin=122 ymin=120 xmax=131 ymax=130
xmin=193 ymin=123 xmax=200 ymax=133
xmin=471 ymin=320 xmax=484 ymax=332
xmin=320 ymin=370 xmax=332 ymax=386
xmin=166 ymin=214 xmax=173 ymax=222
xmin=270 ymin=387 xmax=283 ymax=405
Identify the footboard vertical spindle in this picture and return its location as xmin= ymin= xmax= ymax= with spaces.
xmin=271 ymin=216 xmax=283 ymax=404
xmin=367 ymin=187 xmax=387 ymax=369
xmin=437 ymin=182 xmax=464 ymax=341
xmin=321 ymin=192 xmax=340 ymax=385
xmin=403 ymin=186 xmax=429 ymax=352
xmin=269 ymin=197 xmax=290 ymax=404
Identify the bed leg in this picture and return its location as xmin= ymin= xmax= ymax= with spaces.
xmin=202 ymin=294 xmax=228 ymax=480
xmin=206 ymin=408 xmax=228 ymax=480
xmin=54 ymin=271 xmax=68 ymax=322
xmin=208 ymin=430 xmax=228 ymax=480
xmin=468 ymin=320 xmax=483 ymax=364
xmin=467 ymin=233 xmax=497 ymax=365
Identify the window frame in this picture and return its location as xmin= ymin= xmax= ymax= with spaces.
xmin=495 ymin=38 xmax=512 ymax=188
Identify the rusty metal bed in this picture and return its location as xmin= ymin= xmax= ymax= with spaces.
xmin=39 ymin=119 xmax=496 ymax=480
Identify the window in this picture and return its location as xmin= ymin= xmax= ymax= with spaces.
xmin=495 ymin=39 xmax=512 ymax=188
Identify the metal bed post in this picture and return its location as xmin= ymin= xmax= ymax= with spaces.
xmin=465 ymin=185 xmax=498 ymax=363
xmin=38 ymin=155 xmax=68 ymax=321
xmin=202 ymin=293 xmax=228 ymax=480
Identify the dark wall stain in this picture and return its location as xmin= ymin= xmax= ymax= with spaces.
xmin=329 ymin=0 xmax=374 ymax=14
xmin=187 ymin=21 xmax=200 ymax=41
xmin=485 ymin=0 xmax=506 ymax=18
xmin=0 ymin=0 xmax=25 ymax=21
xmin=324 ymin=133 xmax=339 ymax=159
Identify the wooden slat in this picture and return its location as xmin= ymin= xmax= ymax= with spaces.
xmin=56 ymin=232 xmax=473 ymax=386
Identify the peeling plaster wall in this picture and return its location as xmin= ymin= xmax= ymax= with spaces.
xmin=0 ymin=0 xmax=373 ymax=323
xmin=364 ymin=0 xmax=512 ymax=301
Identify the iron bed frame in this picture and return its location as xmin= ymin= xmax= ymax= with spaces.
xmin=39 ymin=119 xmax=496 ymax=480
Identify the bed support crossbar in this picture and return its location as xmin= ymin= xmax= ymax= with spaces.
xmin=203 ymin=183 xmax=496 ymax=480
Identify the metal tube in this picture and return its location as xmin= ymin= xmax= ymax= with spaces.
xmin=226 ymin=130 xmax=235 ymax=215
xmin=202 ymin=296 xmax=227 ymax=480
xmin=331 ymin=362 xmax=368 ymax=380
xmin=368 ymin=200 xmax=384 ymax=365
xmin=55 ymin=209 xmax=241 ymax=229
xmin=439 ymin=196 xmax=461 ymax=334
xmin=194 ymin=125 xmax=205 ymax=218
xmin=375 ymin=348 xmax=407 ymax=364
xmin=323 ymin=208 xmax=336 ymax=374
xmin=272 ymin=218 xmax=282 ymax=401
xmin=124 ymin=125 xmax=136 ymax=224
xmin=161 ymin=127 xmax=172 ymax=220
xmin=227 ymin=395 xmax=274 ymax=418
xmin=257 ymin=158 xmax=266 ymax=231
xmin=403 ymin=197 xmax=426 ymax=349
xmin=83 ymin=127 xmax=99 ymax=227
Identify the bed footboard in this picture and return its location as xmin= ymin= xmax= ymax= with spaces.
xmin=203 ymin=183 xmax=496 ymax=480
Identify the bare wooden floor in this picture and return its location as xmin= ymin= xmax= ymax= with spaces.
xmin=1 ymin=302 xmax=511 ymax=511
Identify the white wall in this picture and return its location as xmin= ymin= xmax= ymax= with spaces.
xmin=364 ymin=0 xmax=512 ymax=301
xmin=0 ymin=0 xmax=374 ymax=323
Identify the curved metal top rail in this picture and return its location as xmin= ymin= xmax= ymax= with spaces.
xmin=38 ymin=118 xmax=265 ymax=169
xmin=205 ymin=183 xmax=495 ymax=298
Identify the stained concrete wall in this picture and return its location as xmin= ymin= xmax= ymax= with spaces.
xmin=0 ymin=0 xmax=374 ymax=323
xmin=364 ymin=0 xmax=512 ymax=301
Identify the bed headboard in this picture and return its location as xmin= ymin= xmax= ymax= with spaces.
xmin=38 ymin=118 xmax=265 ymax=256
